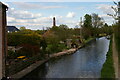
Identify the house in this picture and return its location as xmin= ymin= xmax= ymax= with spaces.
xmin=7 ymin=26 xmax=19 ymax=33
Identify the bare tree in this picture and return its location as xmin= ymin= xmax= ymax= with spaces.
xmin=92 ymin=13 xmax=104 ymax=28
xmin=107 ymin=1 xmax=120 ymax=22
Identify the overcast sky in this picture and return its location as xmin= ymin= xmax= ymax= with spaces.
xmin=1 ymin=1 xmax=119 ymax=30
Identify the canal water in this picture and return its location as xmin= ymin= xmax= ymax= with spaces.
xmin=22 ymin=37 xmax=110 ymax=78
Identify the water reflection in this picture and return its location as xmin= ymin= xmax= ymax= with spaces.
xmin=23 ymin=37 xmax=110 ymax=78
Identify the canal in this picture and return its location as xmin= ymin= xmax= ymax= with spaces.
xmin=22 ymin=37 xmax=110 ymax=78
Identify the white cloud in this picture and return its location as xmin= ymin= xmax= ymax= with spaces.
xmin=7 ymin=8 xmax=64 ymax=29
xmin=11 ymin=2 xmax=65 ymax=10
xmin=96 ymin=4 xmax=117 ymax=25
xmin=7 ymin=17 xmax=15 ymax=22
xmin=8 ymin=8 xmax=42 ymax=19
xmin=99 ymin=14 xmax=115 ymax=25
xmin=97 ymin=4 xmax=116 ymax=14
xmin=66 ymin=12 xmax=76 ymax=18
xmin=7 ymin=7 xmax=78 ymax=29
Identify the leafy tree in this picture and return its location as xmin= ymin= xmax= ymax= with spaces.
xmin=59 ymin=24 xmax=69 ymax=29
xmin=83 ymin=14 xmax=92 ymax=28
xmin=82 ymin=14 xmax=92 ymax=39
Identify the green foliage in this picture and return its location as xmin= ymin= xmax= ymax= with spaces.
xmin=7 ymin=50 xmax=17 ymax=59
xmin=8 ymin=31 xmax=41 ymax=46
xmin=82 ymin=27 xmax=92 ymax=40
xmin=83 ymin=14 xmax=92 ymax=28
xmin=40 ymin=37 xmax=47 ymax=51
xmin=46 ymin=44 xmax=67 ymax=54
xmin=101 ymin=37 xmax=115 ymax=78
xmin=35 ymin=30 xmax=45 ymax=35
xmin=20 ymin=26 xmax=26 ymax=31
xmin=50 ymin=25 xmax=70 ymax=41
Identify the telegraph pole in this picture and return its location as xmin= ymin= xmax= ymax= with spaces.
xmin=0 ymin=2 xmax=8 ymax=79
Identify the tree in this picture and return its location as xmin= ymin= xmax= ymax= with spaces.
xmin=92 ymin=13 xmax=104 ymax=28
xmin=8 ymin=30 xmax=41 ymax=46
xmin=104 ymin=23 xmax=109 ymax=27
xmin=91 ymin=13 xmax=105 ymax=37
xmin=82 ymin=14 xmax=92 ymax=39
xmin=107 ymin=1 xmax=120 ymax=21
xmin=20 ymin=27 xmax=26 ymax=31
xmin=59 ymin=24 xmax=69 ymax=29
xmin=108 ymin=1 xmax=120 ymax=38
xmin=83 ymin=14 xmax=92 ymax=28
xmin=40 ymin=37 xmax=47 ymax=51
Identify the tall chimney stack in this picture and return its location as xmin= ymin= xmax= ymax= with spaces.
xmin=53 ymin=17 xmax=56 ymax=27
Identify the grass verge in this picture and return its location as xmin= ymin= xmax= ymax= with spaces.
xmin=101 ymin=36 xmax=115 ymax=78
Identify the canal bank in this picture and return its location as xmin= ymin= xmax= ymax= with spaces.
xmin=10 ymin=48 xmax=76 ymax=79
xmin=100 ymin=36 xmax=115 ymax=78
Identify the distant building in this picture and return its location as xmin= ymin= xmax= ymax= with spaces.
xmin=7 ymin=26 xmax=19 ymax=33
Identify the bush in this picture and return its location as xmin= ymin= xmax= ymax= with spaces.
xmin=7 ymin=50 xmax=17 ymax=59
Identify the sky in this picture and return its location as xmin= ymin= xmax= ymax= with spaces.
xmin=1 ymin=0 xmax=119 ymax=2
xmin=1 ymin=0 xmax=119 ymax=30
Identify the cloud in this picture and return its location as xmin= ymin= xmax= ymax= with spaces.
xmin=96 ymin=4 xmax=116 ymax=14
xmin=7 ymin=8 xmax=66 ymax=29
xmin=6 ymin=4 xmax=78 ymax=30
xmin=7 ymin=17 xmax=15 ymax=22
xmin=66 ymin=12 xmax=76 ymax=18
xmin=99 ymin=14 xmax=115 ymax=25
xmin=11 ymin=2 xmax=64 ymax=10
xmin=96 ymin=4 xmax=117 ymax=25
xmin=8 ymin=8 xmax=42 ymax=19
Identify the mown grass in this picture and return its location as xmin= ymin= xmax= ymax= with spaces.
xmin=101 ymin=37 xmax=115 ymax=78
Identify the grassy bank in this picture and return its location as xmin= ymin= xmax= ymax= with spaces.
xmin=101 ymin=37 xmax=115 ymax=78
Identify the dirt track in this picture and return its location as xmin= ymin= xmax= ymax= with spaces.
xmin=112 ymin=35 xmax=119 ymax=78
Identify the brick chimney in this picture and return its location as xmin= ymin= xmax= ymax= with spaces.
xmin=53 ymin=17 xmax=56 ymax=27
